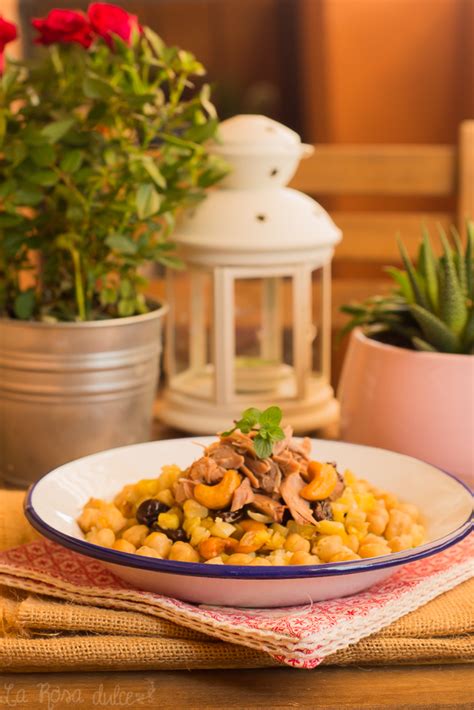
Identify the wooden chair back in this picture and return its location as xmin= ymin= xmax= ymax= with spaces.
xmin=290 ymin=120 xmax=474 ymax=383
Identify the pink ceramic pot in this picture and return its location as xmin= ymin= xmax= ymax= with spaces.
xmin=338 ymin=330 xmax=474 ymax=487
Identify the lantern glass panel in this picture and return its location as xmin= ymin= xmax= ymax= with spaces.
xmin=167 ymin=269 xmax=214 ymax=400
xmin=235 ymin=277 xmax=263 ymax=362
xmin=311 ymin=267 xmax=323 ymax=376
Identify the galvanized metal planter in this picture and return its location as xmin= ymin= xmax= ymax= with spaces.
xmin=0 ymin=304 xmax=167 ymax=487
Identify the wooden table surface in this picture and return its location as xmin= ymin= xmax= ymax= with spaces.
xmin=2 ymin=665 xmax=473 ymax=709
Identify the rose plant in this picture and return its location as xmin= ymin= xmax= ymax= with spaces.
xmin=0 ymin=4 xmax=227 ymax=321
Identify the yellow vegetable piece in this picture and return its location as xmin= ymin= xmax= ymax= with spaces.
xmin=300 ymin=462 xmax=338 ymax=501
xmin=194 ymin=469 xmax=242 ymax=510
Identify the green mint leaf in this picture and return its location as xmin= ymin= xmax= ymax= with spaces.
xmin=270 ymin=426 xmax=285 ymax=441
xmin=259 ymin=405 xmax=282 ymax=427
xmin=241 ymin=407 xmax=261 ymax=427
xmin=254 ymin=436 xmax=273 ymax=459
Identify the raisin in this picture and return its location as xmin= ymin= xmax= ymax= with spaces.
xmin=219 ymin=509 xmax=246 ymax=524
xmin=136 ymin=499 xmax=169 ymax=527
xmin=313 ymin=499 xmax=333 ymax=522
xmin=151 ymin=525 xmax=187 ymax=542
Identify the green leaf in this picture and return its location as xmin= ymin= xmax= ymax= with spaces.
xmin=83 ymin=76 xmax=114 ymax=100
xmin=384 ymin=266 xmax=414 ymax=302
xmin=136 ymin=183 xmax=162 ymax=219
xmin=240 ymin=408 xmax=261 ymax=427
xmin=29 ymin=170 xmax=58 ymax=186
xmin=270 ymin=426 xmax=285 ymax=442
xmin=100 ymin=287 xmax=118 ymax=306
xmin=143 ymin=27 xmax=165 ymax=56
xmin=438 ymin=228 xmax=468 ymax=336
xmin=449 ymin=225 xmax=467 ymax=295
xmin=411 ymin=337 xmax=437 ymax=352
xmin=41 ymin=119 xmax=75 ymax=144
xmin=30 ymin=144 xmax=56 ymax=167
xmin=60 ymin=150 xmax=84 ymax=173
xmin=0 ymin=110 xmax=6 ymax=146
xmin=254 ymin=437 xmax=273 ymax=460
xmin=139 ymin=156 xmax=166 ymax=188
xmin=119 ymin=280 xmax=134 ymax=299
xmin=0 ymin=213 xmax=22 ymax=228
xmin=118 ymin=299 xmax=135 ymax=317
xmin=259 ymin=405 xmax=283 ymax=427
xmin=418 ymin=227 xmax=438 ymax=311
xmin=466 ymin=221 xmax=474 ymax=299
xmin=409 ymin=304 xmax=460 ymax=353
xmin=13 ymin=289 xmax=35 ymax=320
xmin=105 ymin=234 xmax=137 ymax=255
xmin=14 ymin=186 xmax=43 ymax=206
xmin=397 ymin=236 xmax=429 ymax=309
xmin=461 ymin=308 xmax=474 ymax=352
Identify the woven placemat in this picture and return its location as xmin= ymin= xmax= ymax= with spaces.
xmin=0 ymin=490 xmax=472 ymax=672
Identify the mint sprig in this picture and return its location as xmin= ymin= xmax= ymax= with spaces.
xmin=222 ymin=406 xmax=285 ymax=459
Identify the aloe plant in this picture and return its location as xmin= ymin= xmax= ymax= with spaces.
xmin=341 ymin=222 xmax=474 ymax=354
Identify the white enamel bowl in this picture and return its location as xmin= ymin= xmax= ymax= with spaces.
xmin=25 ymin=438 xmax=472 ymax=608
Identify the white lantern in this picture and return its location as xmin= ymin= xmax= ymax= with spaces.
xmin=157 ymin=115 xmax=342 ymax=434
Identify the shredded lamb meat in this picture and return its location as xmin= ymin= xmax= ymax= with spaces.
xmin=251 ymin=494 xmax=285 ymax=523
xmin=231 ymin=477 xmax=255 ymax=512
xmin=188 ymin=456 xmax=224 ymax=484
xmin=280 ymin=472 xmax=317 ymax=526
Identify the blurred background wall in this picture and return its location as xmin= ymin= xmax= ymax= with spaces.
xmin=6 ymin=0 xmax=474 ymax=383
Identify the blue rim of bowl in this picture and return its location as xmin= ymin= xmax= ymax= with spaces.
xmin=24 ymin=441 xmax=473 ymax=581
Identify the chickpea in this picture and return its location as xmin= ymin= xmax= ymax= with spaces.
xmin=78 ymin=507 xmax=101 ymax=533
xmin=385 ymin=509 xmax=412 ymax=540
xmin=396 ymin=502 xmax=420 ymax=522
xmin=249 ymin=557 xmax=272 ymax=566
xmin=114 ymin=485 xmax=140 ymax=517
xmin=284 ymin=533 xmax=310 ymax=553
xmin=314 ymin=535 xmax=343 ymax=562
xmin=169 ymin=541 xmax=200 ymax=563
xmin=367 ymin=506 xmax=389 ymax=536
xmin=136 ymin=545 xmax=163 ymax=558
xmin=144 ymin=532 xmax=173 ymax=558
xmin=100 ymin=504 xmax=126 ymax=533
xmin=122 ymin=524 xmax=149 ymax=548
xmin=330 ymin=548 xmax=360 ymax=562
xmin=377 ymin=492 xmax=398 ymax=510
xmin=411 ymin=524 xmax=425 ymax=547
xmin=86 ymin=527 xmax=115 ymax=548
xmin=112 ymin=539 xmax=136 ymax=554
xmin=359 ymin=542 xmax=390 ymax=558
xmin=226 ymin=553 xmax=255 ymax=565
xmin=204 ymin=556 xmax=225 ymax=564
xmin=289 ymin=551 xmax=318 ymax=565
xmin=389 ymin=534 xmax=413 ymax=552
xmin=345 ymin=533 xmax=360 ymax=553
xmin=155 ymin=488 xmax=175 ymax=508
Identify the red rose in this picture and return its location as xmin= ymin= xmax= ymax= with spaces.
xmin=32 ymin=9 xmax=92 ymax=48
xmin=88 ymin=3 xmax=141 ymax=47
xmin=0 ymin=17 xmax=17 ymax=73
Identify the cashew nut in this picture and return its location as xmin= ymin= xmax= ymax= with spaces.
xmin=194 ymin=469 xmax=242 ymax=510
xmin=300 ymin=462 xmax=338 ymax=501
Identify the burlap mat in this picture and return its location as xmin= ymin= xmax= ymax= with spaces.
xmin=0 ymin=491 xmax=472 ymax=672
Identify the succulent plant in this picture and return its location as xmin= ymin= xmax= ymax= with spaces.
xmin=341 ymin=222 xmax=474 ymax=354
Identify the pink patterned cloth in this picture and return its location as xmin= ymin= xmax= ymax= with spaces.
xmin=0 ymin=536 xmax=472 ymax=668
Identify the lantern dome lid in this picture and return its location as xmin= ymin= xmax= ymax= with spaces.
xmin=174 ymin=187 xmax=341 ymax=266
xmin=214 ymin=115 xmax=303 ymax=155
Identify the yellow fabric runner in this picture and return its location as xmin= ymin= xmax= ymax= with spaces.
xmin=0 ymin=490 xmax=472 ymax=672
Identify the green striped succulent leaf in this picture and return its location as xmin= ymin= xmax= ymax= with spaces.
xmin=437 ymin=229 xmax=468 ymax=336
